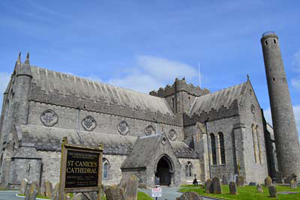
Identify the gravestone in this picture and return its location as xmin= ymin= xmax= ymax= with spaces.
xmin=24 ymin=182 xmax=39 ymax=200
xmin=222 ymin=174 xmax=228 ymax=185
xmin=45 ymin=181 xmax=53 ymax=197
xmin=228 ymin=174 xmax=234 ymax=183
xmin=71 ymin=193 xmax=91 ymax=200
xmin=275 ymin=172 xmax=283 ymax=183
xmin=256 ymin=184 xmax=263 ymax=193
xmin=119 ymin=175 xmax=139 ymax=200
xmin=268 ymin=185 xmax=276 ymax=198
xmin=51 ymin=183 xmax=59 ymax=200
xmin=212 ymin=177 xmax=222 ymax=194
xmin=291 ymin=179 xmax=297 ymax=189
xmin=40 ymin=181 xmax=46 ymax=196
xmin=229 ymin=181 xmax=237 ymax=195
xmin=264 ymin=176 xmax=272 ymax=187
xmin=178 ymin=192 xmax=203 ymax=200
xmin=236 ymin=176 xmax=245 ymax=187
xmin=105 ymin=185 xmax=126 ymax=200
xmin=205 ymin=179 xmax=213 ymax=193
xmin=19 ymin=179 xmax=28 ymax=195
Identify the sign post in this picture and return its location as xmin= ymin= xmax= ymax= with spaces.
xmin=151 ymin=187 xmax=162 ymax=199
xmin=59 ymin=137 xmax=103 ymax=200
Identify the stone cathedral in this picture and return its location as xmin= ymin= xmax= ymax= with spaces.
xmin=0 ymin=32 xmax=298 ymax=189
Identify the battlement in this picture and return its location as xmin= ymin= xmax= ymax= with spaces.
xmin=149 ymin=78 xmax=210 ymax=97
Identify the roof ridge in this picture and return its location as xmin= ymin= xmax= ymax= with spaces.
xmin=30 ymin=66 xmax=166 ymax=100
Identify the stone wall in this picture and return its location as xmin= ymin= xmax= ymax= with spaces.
xmin=179 ymin=158 xmax=201 ymax=184
xmin=206 ymin=116 xmax=239 ymax=179
xmin=238 ymin=84 xmax=268 ymax=183
xmin=102 ymin=155 xmax=127 ymax=185
xmin=27 ymin=101 xmax=184 ymax=140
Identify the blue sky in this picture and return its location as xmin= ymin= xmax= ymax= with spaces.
xmin=0 ymin=0 xmax=300 ymax=135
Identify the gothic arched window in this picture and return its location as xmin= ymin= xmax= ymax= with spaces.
xmin=252 ymin=124 xmax=258 ymax=163
xmin=210 ymin=133 xmax=217 ymax=165
xmin=218 ymin=132 xmax=226 ymax=164
xmin=185 ymin=162 xmax=193 ymax=177
xmin=256 ymin=125 xmax=263 ymax=164
xmin=102 ymin=158 xmax=110 ymax=180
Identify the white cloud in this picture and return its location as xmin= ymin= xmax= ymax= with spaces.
xmin=291 ymin=77 xmax=300 ymax=90
xmin=137 ymin=56 xmax=198 ymax=81
xmin=292 ymin=51 xmax=300 ymax=73
xmin=0 ymin=72 xmax=11 ymax=113
xmin=108 ymin=55 xmax=198 ymax=93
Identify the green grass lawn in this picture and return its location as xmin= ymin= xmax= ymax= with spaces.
xmin=180 ymin=185 xmax=300 ymax=200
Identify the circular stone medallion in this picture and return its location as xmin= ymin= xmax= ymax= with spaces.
xmin=168 ymin=129 xmax=177 ymax=141
xmin=145 ymin=125 xmax=156 ymax=136
xmin=40 ymin=109 xmax=58 ymax=127
xmin=118 ymin=121 xmax=130 ymax=135
xmin=82 ymin=116 xmax=97 ymax=131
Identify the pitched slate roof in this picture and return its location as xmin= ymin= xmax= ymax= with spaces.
xmin=121 ymin=134 xmax=162 ymax=169
xmin=17 ymin=125 xmax=137 ymax=155
xmin=189 ymin=82 xmax=247 ymax=116
xmin=29 ymin=66 xmax=175 ymax=119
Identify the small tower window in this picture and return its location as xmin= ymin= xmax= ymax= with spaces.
xmin=274 ymin=39 xmax=276 ymax=44
xmin=265 ymin=41 xmax=268 ymax=45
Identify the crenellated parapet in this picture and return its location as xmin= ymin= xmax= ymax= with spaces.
xmin=150 ymin=78 xmax=210 ymax=98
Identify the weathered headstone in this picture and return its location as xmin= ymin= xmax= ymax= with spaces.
xmin=45 ymin=181 xmax=53 ymax=197
xmin=119 ymin=175 xmax=139 ymax=200
xmin=204 ymin=179 xmax=213 ymax=194
xmin=228 ymin=174 xmax=234 ymax=183
xmin=268 ymin=185 xmax=276 ymax=198
xmin=264 ymin=176 xmax=272 ymax=187
xmin=51 ymin=183 xmax=59 ymax=200
xmin=39 ymin=181 xmax=46 ymax=196
xmin=24 ymin=182 xmax=39 ymax=200
xmin=212 ymin=177 xmax=222 ymax=194
xmin=71 ymin=193 xmax=92 ymax=200
xmin=275 ymin=171 xmax=283 ymax=183
xmin=229 ymin=181 xmax=237 ymax=195
xmin=256 ymin=184 xmax=263 ymax=193
xmin=105 ymin=185 xmax=125 ymax=200
xmin=178 ymin=192 xmax=203 ymax=200
xmin=19 ymin=179 xmax=28 ymax=195
xmin=236 ymin=176 xmax=245 ymax=187
xmin=291 ymin=179 xmax=297 ymax=189
xmin=222 ymin=174 xmax=228 ymax=185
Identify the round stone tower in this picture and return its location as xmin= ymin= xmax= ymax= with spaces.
xmin=261 ymin=31 xmax=300 ymax=178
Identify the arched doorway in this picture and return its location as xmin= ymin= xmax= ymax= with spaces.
xmin=155 ymin=156 xmax=173 ymax=186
